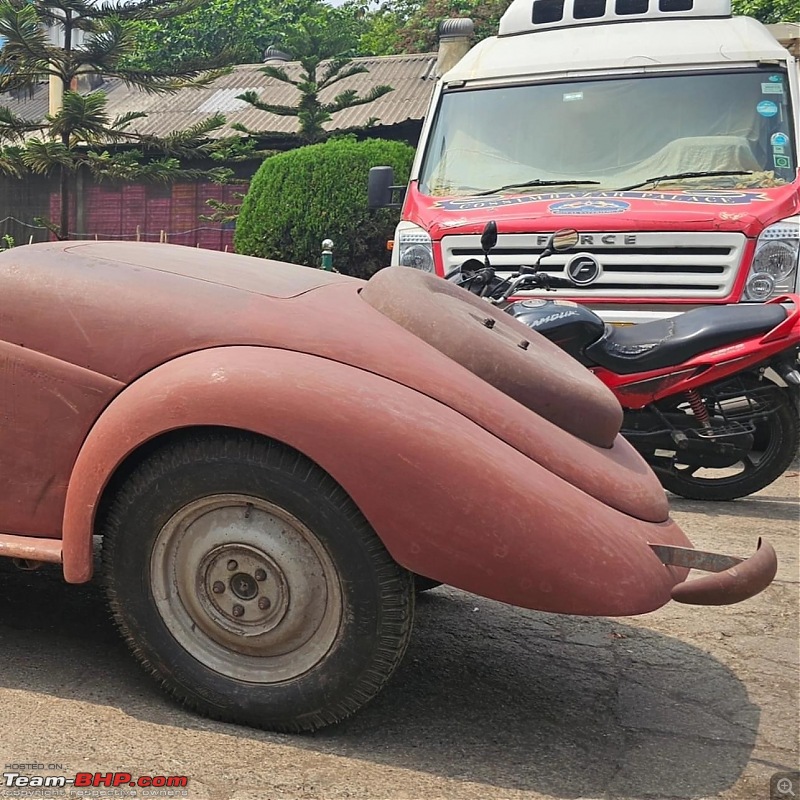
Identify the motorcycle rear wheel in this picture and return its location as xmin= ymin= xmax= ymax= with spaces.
xmin=656 ymin=384 xmax=799 ymax=501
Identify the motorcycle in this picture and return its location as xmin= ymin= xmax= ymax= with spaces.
xmin=448 ymin=221 xmax=800 ymax=501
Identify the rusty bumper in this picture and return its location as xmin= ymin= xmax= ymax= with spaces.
xmin=649 ymin=538 xmax=777 ymax=605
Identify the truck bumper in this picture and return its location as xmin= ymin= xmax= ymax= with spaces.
xmin=649 ymin=538 xmax=777 ymax=605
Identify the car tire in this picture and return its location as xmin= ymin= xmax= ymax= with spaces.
xmin=100 ymin=430 xmax=415 ymax=733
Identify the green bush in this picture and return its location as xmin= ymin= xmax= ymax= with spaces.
xmin=234 ymin=136 xmax=415 ymax=278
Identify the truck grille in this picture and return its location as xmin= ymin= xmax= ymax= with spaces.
xmin=440 ymin=232 xmax=746 ymax=298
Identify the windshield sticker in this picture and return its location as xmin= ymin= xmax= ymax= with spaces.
xmin=563 ymin=92 xmax=583 ymax=102
xmin=768 ymin=74 xmax=783 ymax=82
xmin=757 ymin=100 xmax=779 ymax=117
xmin=774 ymin=155 xmax=792 ymax=169
xmin=773 ymin=145 xmax=786 ymax=155
xmin=549 ymin=199 xmax=630 ymax=215
xmin=762 ymin=83 xmax=784 ymax=94
xmin=432 ymin=190 xmax=771 ymax=211
xmin=771 ymin=132 xmax=789 ymax=146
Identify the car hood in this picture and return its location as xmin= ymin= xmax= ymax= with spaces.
xmin=55 ymin=241 xmax=349 ymax=299
xmin=0 ymin=241 xmax=674 ymax=527
xmin=0 ymin=241 xmax=359 ymax=381
xmin=406 ymin=182 xmax=800 ymax=239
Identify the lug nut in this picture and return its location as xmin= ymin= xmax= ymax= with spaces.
xmin=518 ymin=339 xmax=530 ymax=350
xmin=254 ymin=569 xmax=267 ymax=582
xmin=212 ymin=581 xmax=225 ymax=594
xmin=232 ymin=604 xmax=244 ymax=617
xmin=227 ymin=560 xmax=238 ymax=571
xmin=482 ymin=317 xmax=496 ymax=329
xmin=258 ymin=597 xmax=271 ymax=611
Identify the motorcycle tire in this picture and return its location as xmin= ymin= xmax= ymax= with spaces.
xmin=656 ymin=384 xmax=799 ymax=501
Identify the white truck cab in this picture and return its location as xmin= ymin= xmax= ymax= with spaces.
xmin=369 ymin=0 xmax=800 ymax=324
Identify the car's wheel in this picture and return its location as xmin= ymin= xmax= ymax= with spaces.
xmin=100 ymin=431 xmax=415 ymax=733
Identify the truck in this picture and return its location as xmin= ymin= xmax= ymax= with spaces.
xmin=368 ymin=0 xmax=800 ymax=325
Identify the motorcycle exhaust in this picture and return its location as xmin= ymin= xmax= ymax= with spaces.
xmin=775 ymin=360 xmax=800 ymax=386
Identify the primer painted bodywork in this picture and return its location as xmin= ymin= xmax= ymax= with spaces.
xmin=0 ymin=241 xmax=773 ymax=614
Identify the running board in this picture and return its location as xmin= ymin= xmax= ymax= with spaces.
xmin=0 ymin=533 xmax=62 ymax=565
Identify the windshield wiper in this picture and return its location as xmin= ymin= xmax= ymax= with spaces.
xmin=617 ymin=171 xmax=753 ymax=192
xmin=473 ymin=178 xmax=600 ymax=197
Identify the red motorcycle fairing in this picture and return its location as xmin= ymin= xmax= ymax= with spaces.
xmin=583 ymin=295 xmax=800 ymax=408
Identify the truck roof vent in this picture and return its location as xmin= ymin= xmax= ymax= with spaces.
xmin=439 ymin=17 xmax=475 ymax=37
xmin=500 ymin=0 xmax=730 ymax=35
xmin=263 ymin=46 xmax=291 ymax=62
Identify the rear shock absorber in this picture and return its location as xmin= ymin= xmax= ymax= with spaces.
xmin=686 ymin=389 xmax=712 ymax=429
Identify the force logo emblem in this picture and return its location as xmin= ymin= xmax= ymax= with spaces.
xmin=566 ymin=253 xmax=602 ymax=285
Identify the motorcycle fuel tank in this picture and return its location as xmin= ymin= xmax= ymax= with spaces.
xmin=507 ymin=299 xmax=606 ymax=365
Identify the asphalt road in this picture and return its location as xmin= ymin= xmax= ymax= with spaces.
xmin=0 ymin=469 xmax=797 ymax=800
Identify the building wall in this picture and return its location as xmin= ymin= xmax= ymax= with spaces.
xmin=1 ymin=170 xmax=253 ymax=250
xmin=0 ymin=123 xmax=422 ymax=252
xmin=50 ymin=178 xmax=246 ymax=249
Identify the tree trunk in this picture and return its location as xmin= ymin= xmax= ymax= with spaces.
xmin=59 ymin=163 xmax=70 ymax=240
xmin=58 ymin=13 xmax=72 ymax=241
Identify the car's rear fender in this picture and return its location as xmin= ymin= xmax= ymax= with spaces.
xmin=62 ymin=346 xmax=690 ymax=616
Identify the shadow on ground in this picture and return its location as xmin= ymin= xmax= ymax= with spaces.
xmin=668 ymin=493 xmax=800 ymax=522
xmin=0 ymin=559 xmax=760 ymax=799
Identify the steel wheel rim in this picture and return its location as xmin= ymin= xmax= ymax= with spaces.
xmin=151 ymin=494 xmax=343 ymax=682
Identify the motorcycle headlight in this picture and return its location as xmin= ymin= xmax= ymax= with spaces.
xmin=395 ymin=225 xmax=434 ymax=273
xmin=744 ymin=218 xmax=799 ymax=301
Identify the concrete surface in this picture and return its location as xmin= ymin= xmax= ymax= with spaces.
xmin=0 ymin=469 xmax=797 ymax=800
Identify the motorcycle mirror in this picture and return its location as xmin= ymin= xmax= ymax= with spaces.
xmin=480 ymin=221 xmax=498 ymax=255
xmin=551 ymin=228 xmax=580 ymax=252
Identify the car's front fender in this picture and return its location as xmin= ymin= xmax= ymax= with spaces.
xmin=62 ymin=346 xmax=690 ymax=616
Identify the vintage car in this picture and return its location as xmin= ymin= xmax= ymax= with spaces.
xmin=0 ymin=241 xmax=778 ymax=733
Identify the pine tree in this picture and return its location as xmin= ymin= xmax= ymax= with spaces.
xmin=234 ymin=11 xmax=394 ymax=145
xmin=0 ymin=0 xmax=242 ymax=239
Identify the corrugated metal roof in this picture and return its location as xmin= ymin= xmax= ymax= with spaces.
xmin=0 ymin=53 xmax=438 ymax=140
xmin=194 ymin=88 xmax=263 ymax=113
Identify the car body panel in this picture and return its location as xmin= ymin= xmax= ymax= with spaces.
xmin=0 ymin=341 xmax=122 ymax=536
xmin=1 ymin=242 xmax=670 ymax=539
xmin=62 ymin=346 xmax=690 ymax=616
xmin=0 ymin=241 xmax=772 ymax=614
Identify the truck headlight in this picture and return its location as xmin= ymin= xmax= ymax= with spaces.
xmin=395 ymin=225 xmax=434 ymax=273
xmin=744 ymin=218 xmax=799 ymax=301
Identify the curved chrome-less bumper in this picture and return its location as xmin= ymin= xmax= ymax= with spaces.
xmin=649 ymin=538 xmax=778 ymax=605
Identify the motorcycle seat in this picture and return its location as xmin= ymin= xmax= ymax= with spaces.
xmin=586 ymin=303 xmax=787 ymax=375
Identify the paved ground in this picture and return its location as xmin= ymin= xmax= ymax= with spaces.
xmin=0 ymin=468 xmax=797 ymax=800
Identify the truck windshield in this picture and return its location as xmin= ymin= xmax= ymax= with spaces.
xmin=418 ymin=70 xmax=796 ymax=197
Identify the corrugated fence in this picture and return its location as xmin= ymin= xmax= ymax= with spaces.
xmin=0 ymin=170 xmax=249 ymax=250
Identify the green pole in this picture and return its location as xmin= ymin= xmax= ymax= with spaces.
xmin=321 ymin=238 xmax=334 ymax=271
